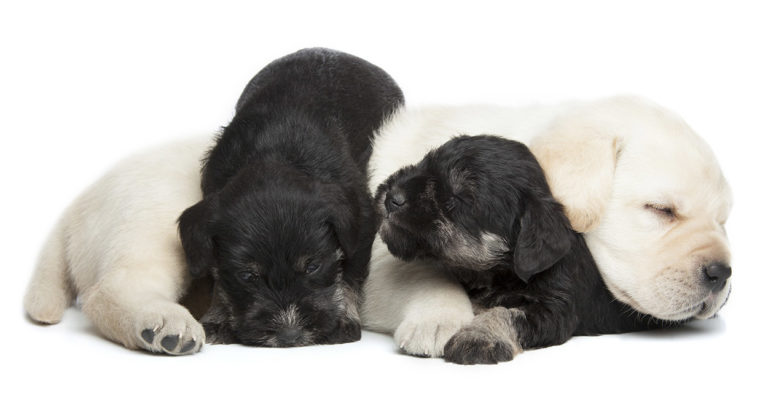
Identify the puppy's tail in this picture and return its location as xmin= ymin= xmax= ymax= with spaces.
xmin=24 ymin=221 xmax=75 ymax=324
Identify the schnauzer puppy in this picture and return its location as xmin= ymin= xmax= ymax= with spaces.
xmin=179 ymin=48 xmax=404 ymax=347
xmin=376 ymin=135 xmax=686 ymax=364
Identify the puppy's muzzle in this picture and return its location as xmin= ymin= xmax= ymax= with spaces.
xmin=276 ymin=327 xmax=303 ymax=346
xmin=701 ymin=262 xmax=731 ymax=293
xmin=384 ymin=190 xmax=406 ymax=214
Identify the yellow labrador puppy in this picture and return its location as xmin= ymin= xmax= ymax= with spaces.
xmin=24 ymin=137 xmax=212 ymax=354
xmin=363 ymin=96 xmax=732 ymax=357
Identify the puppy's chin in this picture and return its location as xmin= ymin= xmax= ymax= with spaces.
xmin=602 ymin=275 xmax=730 ymax=322
xmin=202 ymin=276 xmax=364 ymax=347
xmin=233 ymin=312 xmax=361 ymax=347
xmin=237 ymin=330 xmax=316 ymax=348
xmin=232 ymin=314 xmax=325 ymax=347
xmin=379 ymin=221 xmax=421 ymax=261
xmin=695 ymin=283 xmax=731 ymax=320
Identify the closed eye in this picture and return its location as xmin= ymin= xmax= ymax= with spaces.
xmin=305 ymin=263 xmax=321 ymax=274
xmin=445 ymin=196 xmax=457 ymax=212
xmin=446 ymin=194 xmax=470 ymax=213
xmin=237 ymin=270 xmax=259 ymax=283
xmin=304 ymin=258 xmax=328 ymax=275
xmin=645 ymin=203 xmax=677 ymax=221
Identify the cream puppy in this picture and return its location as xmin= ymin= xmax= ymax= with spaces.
xmin=362 ymin=97 xmax=732 ymax=357
xmin=24 ymin=136 xmax=212 ymax=355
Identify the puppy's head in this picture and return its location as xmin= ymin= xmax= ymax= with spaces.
xmin=376 ymin=135 xmax=572 ymax=282
xmin=531 ymin=97 xmax=732 ymax=320
xmin=178 ymin=165 xmax=361 ymax=347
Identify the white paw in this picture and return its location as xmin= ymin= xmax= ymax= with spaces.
xmin=132 ymin=303 xmax=205 ymax=355
xmin=394 ymin=315 xmax=469 ymax=358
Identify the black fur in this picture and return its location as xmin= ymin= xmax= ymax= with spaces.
xmin=376 ymin=135 xmax=679 ymax=364
xmin=178 ymin=48 xmax=404 ymax=347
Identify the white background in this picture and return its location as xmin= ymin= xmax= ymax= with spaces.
xmin=1 ymin=1 xmax=766 ymax=398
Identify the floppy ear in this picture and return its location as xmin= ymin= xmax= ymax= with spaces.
xmin=513 ymin=197 xmax=572 ymax=283
xmin=178 ymin=195 xmax=219 ymax=278
xmin=322 ymin=183 xmax=374 ymax=287
xmin=327 ymin=199 xmax=359 ymax=263
xmin=529 ymin=115 xmax=622 ymax=233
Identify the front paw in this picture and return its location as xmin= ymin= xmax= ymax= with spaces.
xmin=202 ymin=321 xmax=235 ymax=344
xmin=394 ymin=316 xmax=468 ymax=358
xmin=132 ymin=303 xmax=205 ymax=355
xmin=443 ymin=326 xmax=517 ymax=365
xmin=329 ymin=317 xmax=362 ymax=344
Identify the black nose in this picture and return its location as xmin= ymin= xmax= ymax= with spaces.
xmin=277 ymin=327 xmax=302 ymax=346
xmin=703 ymin=262 xmax=731 ymax=292
xmin=385 ymin=191 xmax=406 ymax=213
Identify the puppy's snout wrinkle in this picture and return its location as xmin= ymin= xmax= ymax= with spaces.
xmin=702 ymin=262 xmax=731 ymax=293
xmin=385 ymin=191 xmax=406 ymax=213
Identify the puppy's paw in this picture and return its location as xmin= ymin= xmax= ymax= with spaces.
xmin=443 ymin=326 xmax=517 ymax=365
xmin=329 ymin=317 xmax=362 ymax=344
xmin=202 ymin=321 xmax=235 ymax=345
xmin=394 ymin=316 xmax=467 ymax=358
xmin=132 ymin=303 xmax=205 ymax=355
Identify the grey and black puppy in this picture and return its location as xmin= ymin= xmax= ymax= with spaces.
xmin=178 ymin=48 xmax=404 ymax=347
xmin=375 ymin=135 xmax=726 ymax=364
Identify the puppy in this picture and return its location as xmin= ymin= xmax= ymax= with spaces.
xmin=362 ymin=98 xmax=733 ymax=357
xmin=376 ymin=135 xmax=730 ymax=364
xmin=177 ymin=48 xmax=404 ymax=347
xmin=24 ymin=137 xmax=213 ymax=355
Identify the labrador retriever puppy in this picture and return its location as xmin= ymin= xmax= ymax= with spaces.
xmin=362 ymin=97 xmax=732 ymax=357
xmin=375 ymin=135 xmax=729 ymax=364
xmin=24 ymin=48 xmax=404 ymax=354
xmin=24 ymin=136 xmax=213 ymax=355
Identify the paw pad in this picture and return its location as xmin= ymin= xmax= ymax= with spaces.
xmin=160 ymin=335 xmax=180 ymax=351
xmin=141 ymin=329 xmax=155 ymax=344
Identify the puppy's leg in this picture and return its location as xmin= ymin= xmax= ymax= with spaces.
xmin=329 ymin=280 xmax=363 ymax=344
xmin=362 ymin=242 xmax=474 ymax=357
xmin=24 ymin=222 xmax=75 ymax=324
xmin=443 ymin=307 xmax=523 ymax=365
xmin=80 ymin=251 xmax=205 ymax=356
xmin=330 ymin=226 xmax=373 ymax=344
xmin=392 ymin=283 xmax=473 ymax=358
xmin=198 ymin=283 xmax=236 ymax=344
xmin=444 ymin=300 xmax=578 ymax=364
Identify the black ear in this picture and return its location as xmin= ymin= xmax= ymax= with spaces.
xmin=513 ymin=197 xmax=572 ymax=282
xmin=323 ymin=183 xmax=374 ymax=287
xmin=327 ymin=199 xmax=359 ymax=263
xmin=315 ymin=182 xmax=357 ymax=258
xmin=178 ymin=195 xmax=219 ymax=278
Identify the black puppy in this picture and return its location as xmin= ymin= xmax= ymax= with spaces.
xmin=179 ymin=48 xmax=404 ymax=347
xmin=376 ymin=135 xmax=676 ymax=364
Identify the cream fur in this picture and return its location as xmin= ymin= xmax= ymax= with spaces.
xmin=362 ymin=96 xmax=733 ymax=356
xmin=24 ymin=136 xmax=213 ymax=355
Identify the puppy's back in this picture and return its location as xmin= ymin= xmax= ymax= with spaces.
xmin=234 ymin=48 xmax=404 ymax=169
